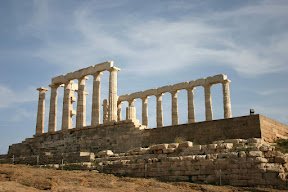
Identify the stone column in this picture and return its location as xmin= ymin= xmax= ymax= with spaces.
xmin=103 ymin=99 xmax=109 ymax=124
xmin=36 ymin=87 xmax=49 ymax=135
xmin=48 ymin=84 xmax=60 ymax=133
xmin=62 ymin=81 xmax=73 ymax=130
xmin=76 ymin=76 xmax=88 ymax=128
xmin=203 ymin=84 xmax=213 ymax=121
xmin=108 ymin=67 xmax=120 ymax=122
xmin=91 ymin=72 xmax=103 ymax=127
xmin=126 ymin=99 xmax=136 ymax=120
xmin=156 ymin=93 xmax=164 ymax=127
xmin=141 ymin=96 xmax=149 ymax=127
xmin=187 ymin=87 xmax=196 ymax=123
xmin=117 ymin=101 xmax=122 ymax=121
xmin=222 ymin=80 xmax=232 ymax=118
xmin=170 ymin=90 xmax=179 ymax=125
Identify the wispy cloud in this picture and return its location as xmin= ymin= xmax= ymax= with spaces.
xmin=23 ymin=0 xmax=288 ymax=77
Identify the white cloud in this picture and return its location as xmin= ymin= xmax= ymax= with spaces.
xmin=23 ymin=0 xmax=288 ymax=77
xmin=0 ymin=84 xmax=37 ymax=109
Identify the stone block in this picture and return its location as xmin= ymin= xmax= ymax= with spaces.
xmin=248 ymin=151 xmax=263 ymax=157
xmin=168 ymin=143 xmax=179 ymax=148
xmin=163 ymin=148 xmax=175 ymax=154
xmin=98 ymin=150 xmax=114 ymax=157
xmin=172 ymin=82 xmax=189 ymax=91
xmin=178 ymin=141 xmax=193 ymax=148
xmin=207 ymin=144 xmax=217 ymax=150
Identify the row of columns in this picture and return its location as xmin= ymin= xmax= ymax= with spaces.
xmin=119 ymin=80 xmax=232 ymax=128
xmin=35 ymin=67 xmax=120 ymax=135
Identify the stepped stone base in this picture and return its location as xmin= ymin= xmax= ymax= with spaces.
xmin=6 ymin=114 xmax=288 ymax=158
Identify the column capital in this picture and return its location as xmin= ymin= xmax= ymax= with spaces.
xmin=108 ymin=67 xmax=121 ymax=72
xmin=203 ymin=83 xmax=212 ymax=88
xmin=170 ymin=90 xmax=179 ymax=94
xmin=37 ymin=87 xmax=49 ymax=92
xmin=78 ymin=76 xmax=89 ymax=81
xmin=186 ymin=87 xmax=196 ymax=91
xmin=221 ymin=79 xmax=231 ymax=84
xmin=128 ymin=99 xmax=136 ymax=106
xmin=49 ymin=84 xmax=61 ymax=89
xmin=141 ymin=96 xmax=150 ymax=100
xmin=156 ymin=93 xmax=164 ymax=98
xmin=92 ymin=71 xmax=103 ymax=77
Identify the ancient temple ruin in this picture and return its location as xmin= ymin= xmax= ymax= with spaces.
xmin=35 ymin=61 xmax=232 ymax=135
xmin=2 ymin=61 xmax=288 ymax=189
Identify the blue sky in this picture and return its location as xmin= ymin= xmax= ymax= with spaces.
xmin=0 ymin=0 xmax=287 ymax=154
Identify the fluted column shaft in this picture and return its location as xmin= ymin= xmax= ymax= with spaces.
xmin=156 ymin=93 xmax=164 ymax=127
xmin=126 ymin=99 xmax=136 ymax=120
xmin=76 ymin=76 xmax=88 ymax=128
xmin=187 ymin=87 xmax=196 ymax=123
xmin=36 ymin=87 xmax=49 ymax=135
xmin=171 ymin=91 xmax=179 ymax=125
xmin=62 ymin=81 xmax=73 ymax=130
xmin=103 ymin=99 xmax=109 ymax=124
xmin=108 ymin=67 xmax=120 ymax=122
xmin=141 ymin=96 xmax=149 ymax=127
xmin=222 ymin=80 xmax=232 ymax=118
xmin=204 ymin=84 xmax=213 ymax=121
xmin=91 ymin=72 xmax=103 ymax=126
xmin=48 ymin=84 xmax=59 ymax=133
xmin=117 ymin=101 xmax=122 ymax=121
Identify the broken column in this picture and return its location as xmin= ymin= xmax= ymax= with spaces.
xmin=91 ymin=72 xmax=103 ymax=126
xmin=36 ymin=87 xmax=49 ymax=135
xmin=108 ymin=67 xmax=120 ymax=122
xmin=103 ymin=99 xmax=109 ymax=124
xmin=76 ymin=76 xmax=88 ymax=128
xmin=126 ymin=99 xmax=136 ymax=121
xmin=117 ymin=101 xmax=122 ymax=121
xmin=62 ymin=81 xmax=74 ymax=130
xmin=222 ymin=79 xmax=232 ymax=118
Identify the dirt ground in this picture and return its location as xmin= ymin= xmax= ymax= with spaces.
xmin=0 ymin=164 xmax=286 ymax=192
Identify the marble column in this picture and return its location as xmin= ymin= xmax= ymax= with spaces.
xmin=108 ymin=67 xmax=120 ymax=122
xmin=91 ymin=72 xmax=103 ymax=126
xmin=141 ymin=96 xmax=149 ymax=127
xmin=62 ymin=81 xmax=73 ymax=130
xmin=222 ymin=80 xmax=232 ymax=118
xmin=117 ymin=101 xmax=122 ymax=121
xmin=171 ymin=90 xmax=179 ymax=125
xmin=156 ymin=93 xmax=164 ymax=128
xmin=36 ymin=87 xmax=49 ymax=135
xmin=126 ymin=99 xmax=136 ymax=120
xmin=103 ymin=99 xmax=109 ymax=124
xmin=76 ymin=76 xmax=88 ymax=128
xmin=187 ymin=87 xmax=196 ymax=123
xmin=48 ymin=84 xmax=60 ymax=133
xmin=203 ymin=84 xmax=213 ymax=121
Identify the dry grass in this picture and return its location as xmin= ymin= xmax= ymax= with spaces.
xmin=0 ymin=164 xmax=285 ymax=192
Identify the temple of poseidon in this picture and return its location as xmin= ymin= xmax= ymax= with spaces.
xmin=2 ymin=61 xmax=288 ymax=189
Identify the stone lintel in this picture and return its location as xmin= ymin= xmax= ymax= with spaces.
xmin=172 ymin=81 xmax=189 ymax=91
xmin=157 ymin=85 xmax=172 ymax=94
xmin=52 ymin=61 xmax=114 ymax=84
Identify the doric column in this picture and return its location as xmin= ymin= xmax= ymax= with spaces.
xmin=48 ymin=84 xmax=60 ymax=133
xmin=156 ymin=93 xmax=164 ymax=127
xmin=91 ymin=72 xmax=103 ymax=127
xmin=141 ymin=96 xmax=149 ymax=127
xmin=36 ymin=87 xmax=49 ymax=135
xmin=62 ymin=81 xmax=73 ymax=130
xmin=117 ymin=101 xmax=122 ymax=121
xmin=222 ymin=80 xmax=232 ymax=118
xmin=203 ymin=84 xmax=213 ymax=121
xmin=103 ymin=99 xmax=109 ymax=124
xmin=108 ymin=67 xmax=120 ymax=122
xmin=170 ymin=90 xmax=179 ymax=125
xmin=126 ymin=99 xmax=136 ymax=120
xmin=187 ymin=87 xmax=196 ymax=123
xmin=76 ymin=76 xmax=88 ymax=128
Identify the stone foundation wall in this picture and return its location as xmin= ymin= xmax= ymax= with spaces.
xmin=7 ymin=115 xmax=288 ymax=158
xmin=95 ymin=138 xmax=288 ymax=189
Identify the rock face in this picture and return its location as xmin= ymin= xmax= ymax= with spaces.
xmin=2 ymin=138 xmax=288 ymax=189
